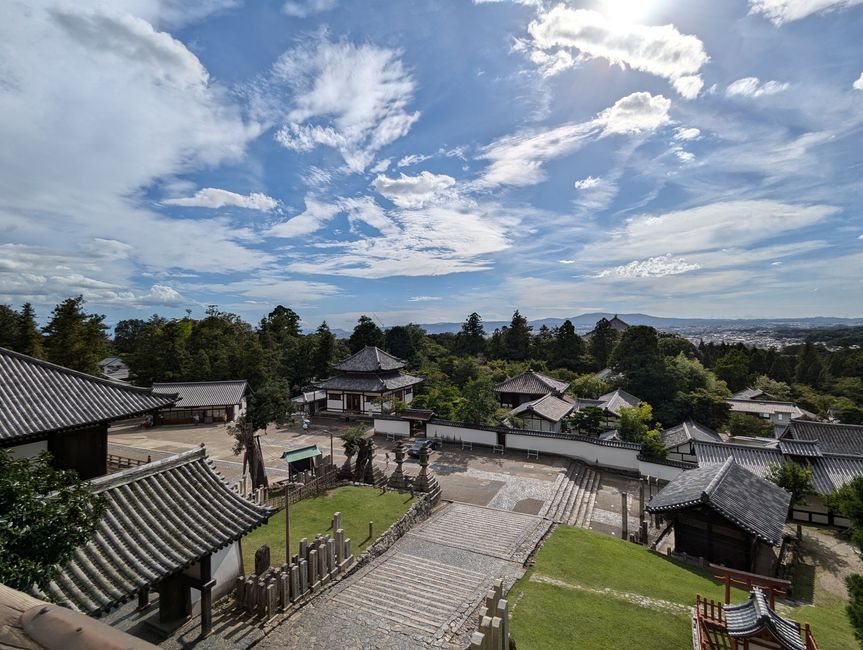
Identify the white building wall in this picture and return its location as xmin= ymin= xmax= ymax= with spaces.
xmin=638 ymin=459 xmax=685 ymax=482
xmin=373 ymin=418 xmax=411 ymax=437
xmin=505 ymin=433 xmax=640 ymax=470
xmin=426 ymin=422 xmax=499 ymax=446
xmin=6 ymin=440 xmax=49 ymax=459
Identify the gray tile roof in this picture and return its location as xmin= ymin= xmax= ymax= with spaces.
xmin=731 ymin=388 xmax=765 ymax=400
xmin=727 ymin=398 xmax=809 ymax=419
xmin=316 ymin=372 xmax=423 ymax=393
xmin=511 ymin=393 xmax=575 ymax=423
xmin=0 ymin=347 xmax=176 ymax=445
xmin=646 ymin=457 xmax=791 ymax=545
xmin=777 ymin=438 xmax=823 ymax=458
xmin=152 ymin=380 xmax=249 ymax=408
xmin=597 ymin=388 xmax=641 ymax=416
xmin=494 ymin=370 xmax=569 ymax=395
xmin=333 ymin=346 xmax=406 ymax=372
xmin=661 ymin=419 xmax=722 ymax=449
xmin=782 ymin=420 xmax=863 ymax=456
xmin=35 ymin=445 xmax=272 ymax=616
xmin=724 ymin=588 xmax=804 ymax=650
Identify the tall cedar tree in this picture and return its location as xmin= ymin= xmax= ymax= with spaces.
xmin=714 ymin=348 xmax=751 ymax=393
xmin=42 ymin=296 xmax=107 ymax=375
xmin=503 ymin=310 xmax=532 ymax=360
xmin=15 ymin=303 xmax=43 ymax=357
xmin=795 ymin=342 xmax=824 ymax=387
xmin=458 ymin=312 xmax=486 ymax=355
xmin=589 ymin=318 xmax=618 ymax=368
xmin=349 ymin=315 xmax=384 ymax=353
xmin=553 ymin=320 xmax=584 ymax=370
xmin=0 ymin=451 xmax=107 ymax=590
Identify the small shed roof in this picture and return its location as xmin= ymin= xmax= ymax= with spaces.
xmin=333 ymin=346 xmax=406 ymax=373
xmin=401 ymin=408 xmax=435 ymax=422
xmin=777 ymin=438 xmax=823 ymax=458
xmin=511 ymin=393 xmax=574 ymax=423
xmin=661 ymin=420 xmax=722 ymax=449
xmin=646 ymin=458 xmax=790 ymax=545
xmin=724 ymin=588 xmax=805 ymax=650
xmin=152 ymin=380 xmax=249 ymax=408
xmin=0 ymin=347 xmax=176 ymax=446
xmin=282 ymin=444 xmax=321 ymax=464
xmin=494 ymin=370 xmax=569 ymax=396
xmin=35 ymin=445 xmax=272 ymax=616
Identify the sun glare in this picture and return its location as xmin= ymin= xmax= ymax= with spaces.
xmin=601 ymin=0 xmax=654 ymax=24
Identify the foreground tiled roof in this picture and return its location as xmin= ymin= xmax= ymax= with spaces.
xmin=333 ymin=346 xmax=406 ymax=372
xmin=316 ymin=372 xmax=423 ymax=393
xmin=494 ymin=370 xmax=569 ymax=395
xmin=725 ymin=588 xmax=805 ymax=650
xmin=512 ymin=393 xmax=575 ymax=423
xmin=0 ymin=347 xmax=176 ymax=445
xmin=597 ymin=388 xmax=641 ymax=416
xmin=36 ymin=445 xmax=272 ymax=616
xmin=782 ymin=419 xmax=863 ymax=456
xmin=661 ymin=420 xmax=722 ymax=449
xmin=647 ymin=458 xmax=790 ymax=545
xmin=152 ymin=380 xmax=248 ymax=408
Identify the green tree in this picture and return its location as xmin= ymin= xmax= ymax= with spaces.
xmin=259 ymin=305 xmax=302 ymax=347
xmin=42 ymin=296 xmax=108 ymax=374
xmin=552 ymin=320 xmax=584 ymax=370
xmin=0 ymin=451 xmax=107 ymax=590
xmin=796 ymin=342 xmax=824 ymax=387
xmin=311 ymin=321 xmax=336 ymax=378
xmin=457 ymin=376 xmax=499 ymax=424
xmin=728 ymin=413 xmax=774 ymax=437
xmin=640 ymin=428 xmax=667 ymax=460
xmin=503 ymin=310 xmax=532 ymax=361
xmin=589 ymin=318 xmax=618 ymax=368
xmin=340 ymin=425 xmax=367 ymax=460
xmin=0 ymin=305 xmax=17 ymax=349
xmin=618 ymin=402 xmax=654 ymax=443
xmin=348 ymin=315 xmax=384 ymax=353
xmin=765 ymin=460 xmax=814 ymax=506
xmin=714 ymin=349 xmax=751 ymax=393
xmin=15 ymin=303 xmax=43 ymax=358
xmin=227 ymin=414 xmax=269 ymax=489
xmin=676 ymin=388 xmax=731 ymax=431
xmin=570 ymin=374 xmax=612 ymax=400
xmin=753 ymin=375 xmax=792 ymax=401
xmin=113 ymin=318 xmax=148 ymax=355
xmin=457 ymin=312 xmax=486 ymax=355
xmin=825 ymin=477 xmax=863 ymax=643
xmin=567 ymin=406 xmax=604 ymax=436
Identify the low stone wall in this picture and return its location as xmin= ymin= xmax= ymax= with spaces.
xmin=353 ymin=491 xmax=436 ymax=569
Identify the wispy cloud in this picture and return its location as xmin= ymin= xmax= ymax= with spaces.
xmin=373 ymin=171 xmax=457 ymax=209
xmin=854 ymin=72 xmax=863 ymax=90
xmin=282 ymin=0 xmax=338 ymax=18
xmin=726 ymin=77 xmax=789 ymax=98
xmin=749 ymin=0 xmax=863 ymax=25
xmin=525 ymin=7 xmax=709 ymax=98
xmin=164 ymin=187 xmax=278 ymax=211
xmin=408 ymin=295 xmax=441 ymax=302
xmin=595 ymin=254 xmax=701 ymax=279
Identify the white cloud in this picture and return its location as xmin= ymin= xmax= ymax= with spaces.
xmin=527 ymin=7 xmax=709 ymax=98
xmin=164 ymin=187 xmax=278 ymax=211
xmin=273 ymin=37 xmax=419 ymax=172
xmin=397 ymin=153 xmax=431 ymax=168
xmin=369 ymin=158 xmax=391 ymax=174
xmin=596 ymin=254 xmax=701 ymax=278
xmin=373 ymin=171 xmax=458 ymax=209
xmin=854 ymin=72 xmax=863 ymax=90
xmin=675 ymin=149 xmax=696 ymax=163
xmin=574 ymin=176 xmax=601 ymax=190
xmin=340 ymin=196 xmax=399 ymax=236
xmin=748 ymin=0 xmax=863 ymax=25
xmin=674 ymin=127 xmax=702 ymax=141
xmin=137 ymin=284 xmax=185 ymax=306
xmin=282 ymin=0 xmax=338 ymax=18
xmin=479 ymin=92 xmax=670 ymax=186
xmin=559 ymin=259 xmax=577 ymax=264
xmin=269 ymin=197 xmax=341 ymax=238
xmin=726 ymin=77 xmax=790 ymax=97
xmin=408 ymin=296 xmax=441 ymax=302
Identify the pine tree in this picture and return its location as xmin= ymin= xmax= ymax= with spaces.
xmin=15 ymin=303 xmax=43 ymax=358
xmin=42 ymin=296 xmax=107 ymax=374
xmin=795 ymin=342 xmax=823 ymax=387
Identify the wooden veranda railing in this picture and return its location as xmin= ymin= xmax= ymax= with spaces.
xmin=107 ymin=453 xmax=151 ymax=471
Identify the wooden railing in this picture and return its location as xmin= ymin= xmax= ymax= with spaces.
xmin=804 ymin=624 xmax=820 ymax=650
xmin=107 ymin=453 xmax=150 ymax=471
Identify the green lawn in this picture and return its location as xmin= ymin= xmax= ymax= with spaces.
xmin=509 ymin=526 xmax=854 ymax=650
xmin=241 ymin=485 xmax=415 ymax=572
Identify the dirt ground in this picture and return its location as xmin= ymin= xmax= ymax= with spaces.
xmin=798 ymin=525 xmax=863 ymax=601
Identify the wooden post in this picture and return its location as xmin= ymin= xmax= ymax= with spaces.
xmin=200 ymin=553 xmax=213 ymax=638
xmin=621 ymin=492 xmax=629 ymax=540
xmin=368 ymin=520 xmax=374 ymax=541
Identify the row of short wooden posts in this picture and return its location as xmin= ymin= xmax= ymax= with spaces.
xmin=469 ymin=579 xmax=509 ymax=650
xmin=235 ymin=512 xmax=353 ymax=619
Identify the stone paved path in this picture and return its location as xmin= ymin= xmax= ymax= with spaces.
xmin=256 ymin=502 xmax=551 ymax=649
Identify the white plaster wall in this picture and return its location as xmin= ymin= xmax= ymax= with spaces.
xmin=505 ymin=433 xmax=640 ymax=470
xmin=426 ymin=422 xmax=498 ymax=446
xmin=185 ymin=541 xmax=242 ymax=608
xmin=6 ymin=440 xmax=48 ymax=459
xmin=327 ymin=398 xmax=342 ymax=410
xmin=374 ymin=418 xmax=410 ymax=437
xmin=638 ymin=459 xmax=685 ymax=482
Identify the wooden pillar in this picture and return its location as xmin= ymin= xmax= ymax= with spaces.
xmin=137 ymin=588 xmax=149 ymax=610
xmin=200 ymin=553 xmax=214 ymax=638
xmin=158 ymin=573 xmax=189 ymax=623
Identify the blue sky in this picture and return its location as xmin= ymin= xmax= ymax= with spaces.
xmin=1 ymin=0 xmax=862 ymax=329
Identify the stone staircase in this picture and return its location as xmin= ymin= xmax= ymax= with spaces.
xmin=541 ymin=462 xmax=601 ymax=528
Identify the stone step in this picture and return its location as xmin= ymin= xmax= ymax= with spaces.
xmin=559 ymin=464 xmax=584 ymax=522
xmin=539 ymin=471 xmax=567 ymax=519
xmin=332 ymin=591 xmax=442 ymax=635
xmin=574 ymin=469 xmax=601 ymax=528
xmin=349 ymin=571 xmax=479 ymax=610
xmin=580 ymin=470 xmax=601 ymax=528
xmin=416 ymin=517 xmax=533 ymax=543
xmin=550 ymin=464 xmax=578 ymax=522
xmin=381 ymin=555 xmax=486 ymax=586
xmin=569 ymin=468 xmax=594 ymax=527
xmin=410 ymin=529 xmax=521 ymax=557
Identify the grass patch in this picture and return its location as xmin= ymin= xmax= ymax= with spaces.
xmin=241 ymin=485 xmax=414 ymax=572
xmin=509 ymin=526 xmax=853 ymax=649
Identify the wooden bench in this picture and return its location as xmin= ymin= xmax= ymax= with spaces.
xmin=526 ymin=449 xmax=539 ymax=460
xmin=492 ymin=444 xmax=505 ymax=455
xmin=461 ymin=440 xmax=473 ymax=451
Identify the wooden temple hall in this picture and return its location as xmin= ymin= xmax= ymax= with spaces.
xmin=35 ymin=445 xmax=273 ymax=637
xmin=647 ymin=458 xmax=792 ymax=575
xmin=0 ymin=347 xmax=176 ymax=479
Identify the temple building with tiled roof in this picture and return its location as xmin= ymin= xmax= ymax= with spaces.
xmin=315 ymin=346 xmax=423 ymax=415
xmin=494 ymin=369 xmax=569 ymax=408
xmin=35 ymin=444 xmax=272 ymax=637
xmin=0 ymin=347 xmax=176 ymax=479
xmin=510 ymin=393 xmax=575 ymax=433
xmin=153 ymin=379 xmax=249 ymax=424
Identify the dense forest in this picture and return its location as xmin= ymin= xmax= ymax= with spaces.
xmin=2 ymin=298 xmax=861 ymax=435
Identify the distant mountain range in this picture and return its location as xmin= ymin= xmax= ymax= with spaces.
xmin=322 ymin=313 xmax=863 ymax=338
